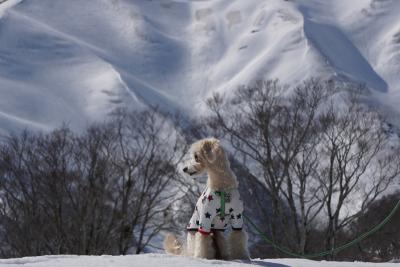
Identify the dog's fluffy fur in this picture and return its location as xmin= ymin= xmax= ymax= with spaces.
xmin=164 ymin=138 xmax=250 ymax=260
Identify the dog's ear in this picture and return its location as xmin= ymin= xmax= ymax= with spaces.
xmin=201 ymin=138 xmax=221 ymax=163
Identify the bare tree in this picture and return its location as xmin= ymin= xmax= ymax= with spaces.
xmin=109 ymin=108 xmax=187 ymax=254
xmin=67 ymin=124 xmax=121 ymax=254
xmin=317 ymin=91 xmax=400 ymax=259
xmin=206 ymin=79 xmax=329 ymax=254
xmin=0 ymin=128 xmax=78 ymax=256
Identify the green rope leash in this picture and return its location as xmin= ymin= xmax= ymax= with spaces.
xmin=216 ymin=191 xmax=226 ymax=219
xmin=243 ymin=199 xmax=400 ymax=259
xmin=220 ymin=191 xmax=226 ymax=219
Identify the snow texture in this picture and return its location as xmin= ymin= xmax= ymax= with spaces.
xmin=1 ymin=0 xmax=400 ymax=133
xmin=0 ymin=254 xmax=398 ymax=267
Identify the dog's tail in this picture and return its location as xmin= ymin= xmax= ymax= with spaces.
xmin=163 ymin=234 xmax=183 ymax=255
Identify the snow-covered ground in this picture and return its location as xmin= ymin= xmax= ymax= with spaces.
xmin=0 ymin=254 xmax=398 ymax=267
xmin=1 ymin=0 xmax=400 ymax=133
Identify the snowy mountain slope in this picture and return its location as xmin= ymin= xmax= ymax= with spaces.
xmin=0 ymin=254 xmax=398 ymax=267
xmin=1 ymin=0 xmax=400 ymax=133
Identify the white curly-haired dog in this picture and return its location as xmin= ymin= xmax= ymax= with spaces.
xmin=164 ymin=138 xmax=249 ymax=260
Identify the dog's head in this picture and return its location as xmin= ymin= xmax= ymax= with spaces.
xmin=182 ymin=138 xmax=225 ymax=176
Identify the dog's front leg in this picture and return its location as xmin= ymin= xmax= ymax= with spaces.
xmin=186 ymin=232 xmax=196 ymax=256
xmin=228 ymin=230 xmax=250 ymax=260
xmin=194 ymin=232 xmax=215 ymax=259
xmin=214 ymin=231 xmax=229 ymax=260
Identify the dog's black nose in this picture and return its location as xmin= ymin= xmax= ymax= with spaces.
xmin=182 ymin=167 xmax=188 ymax=173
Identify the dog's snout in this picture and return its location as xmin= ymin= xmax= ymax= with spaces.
xmin=182 ymin=167 xmax=188 ymax=173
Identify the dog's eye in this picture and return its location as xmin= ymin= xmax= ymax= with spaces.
xmin=194 ymin=154 xmax=200 ymax=162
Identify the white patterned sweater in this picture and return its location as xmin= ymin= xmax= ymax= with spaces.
xmin=187 ymin=187 xmax=244 ymax=234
